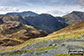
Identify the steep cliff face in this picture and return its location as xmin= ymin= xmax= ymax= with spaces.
xmin=25 ymin=14 xmax=68 ymax=33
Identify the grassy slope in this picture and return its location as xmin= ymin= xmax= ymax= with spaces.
xmin=1 ymin=46 xmax=57 ymax=56
xmin=1 ymin=21 xmax=84 ymax=55
xmin=0 ymin=29 xmax=84 ymax=53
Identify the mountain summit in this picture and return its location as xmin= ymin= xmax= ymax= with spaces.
xmin=25 ymin=14 xmax=68 ymax=33
xmin=5 ymin=11 xmax=38 ymax=16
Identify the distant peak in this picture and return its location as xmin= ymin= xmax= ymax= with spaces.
xmin=22 ymin=11 xmax=37 ymax=13
xmin=5 ymin=11 xmax=38 ymax=16
xmin=39 ymin=13 xmax=53 ymax=16
xmin=71 ymin=11 xmax=84 ymax=14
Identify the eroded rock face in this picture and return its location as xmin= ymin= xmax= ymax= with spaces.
xmin=2 ymin=15 xmax=26 ymax=24
xmin=0 ymin=15 xmax=48 ymax=46
xmin=1 ymin=22 xmax=21 ymax=30
xmin=0 ymin=39 xmax=22 ymax=46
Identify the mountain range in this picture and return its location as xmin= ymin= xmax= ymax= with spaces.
xmin=0 ymin=11 xmax=84 ymax=46
xmin=0 ymin=11 xmax=38 ymax=16
xmin=24 ymin=14 xmax=68 ymax=33
xmin=0 ymin=11 xmax=84 ymax=56
xmin=0 ymin=11 xmax=69 ymax=46
xmin=0 ymin=15 xmax=48 ymax=46
xmin=0 ymin=11 xmax=68 ymax=33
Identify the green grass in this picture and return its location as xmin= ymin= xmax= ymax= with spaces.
xmin=33 ymin=46 xmax=57 ymax=51
xmin=53 ymin=54 xmax=83 ymax=56
xmin=70 ymin=55 xmax=82 ymax=56
xmin=53 ymin=54 xmax=70 ymax=56
xmin=1 ymin=46 xmax=57 ymax=56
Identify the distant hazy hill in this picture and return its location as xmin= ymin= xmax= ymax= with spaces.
xmin=5 ymin=11 xmax=38 ymax=16
xmin=63 ymin=11 xmax=84 ymax=24
xmin=25 ymin=14 xmax=68 ymax=33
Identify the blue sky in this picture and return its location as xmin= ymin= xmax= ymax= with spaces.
xmin=0 ymin=0 xmax=84 ymax=16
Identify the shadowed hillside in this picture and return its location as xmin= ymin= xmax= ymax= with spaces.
xmin=25 ymin=14 xmax=68 ymax=33
xmin=52 ymin=21 xmax=84 ymax=34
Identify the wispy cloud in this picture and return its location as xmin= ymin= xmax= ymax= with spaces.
xmin=74 ymin=0 xmax=84 ymax=6
xmin=0 ymin=0 xmax=75 ymax=6
xmin=0 ymin=0 xmax=84 ymax=16
xmin=0 ymin=6 xmax=19 ymax=14
xmin=45 ymin=5 xmax=84 ymax=16
xmin=47 ymin=10 xmax=67 ymax=16
xmin=0 ymin=6 xmax=19 ymax=11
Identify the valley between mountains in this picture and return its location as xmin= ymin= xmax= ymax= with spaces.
xmin=0 ymin=11 xmax=84 ymax=56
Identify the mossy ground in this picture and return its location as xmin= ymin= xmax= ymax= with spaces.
xmin=0 ymin=46 xmax=57 ymax=56
xmin=53 ymin=54 xmax=83 ymax=56
xmin=53 ymin=54 xmax=70 ymax=56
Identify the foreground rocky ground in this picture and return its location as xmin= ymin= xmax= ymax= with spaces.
xmin=1 ymin=38 xmax=84 ymax=56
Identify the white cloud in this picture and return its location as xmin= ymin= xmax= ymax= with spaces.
xmin=8 ymin=5 xmax=84 ymax=16
xmin=0 ymin=6 xmax=19 ymax=14
xmin=0 ymin=5 xmax=84 ymax=17
xmin=47 ymin=10 xmax=67 ymax=16
xmin=44 ymin=5 xmax=84 ymax=16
